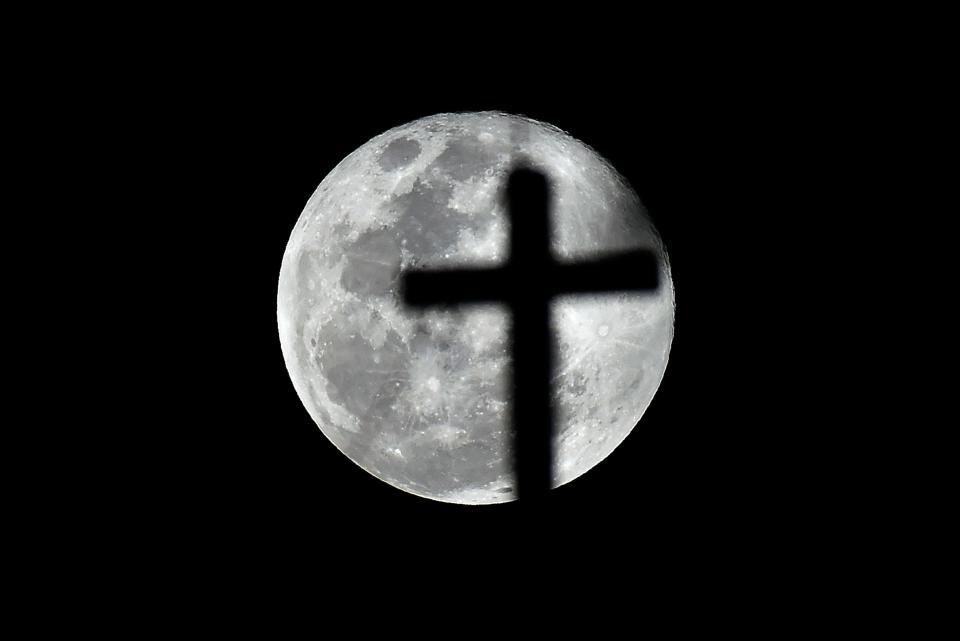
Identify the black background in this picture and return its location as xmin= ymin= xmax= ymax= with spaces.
xmin=161 ymin=51 xmax=807 ymax=579
xmin=17 ymin=10 xmax=904 ymax=616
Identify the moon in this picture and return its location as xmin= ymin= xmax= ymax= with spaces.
xmin=277 ymin=112 xmax=675 ymax=504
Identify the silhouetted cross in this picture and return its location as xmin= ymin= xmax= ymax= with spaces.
xmin=402 ymin=167 xmax=659 ymax=500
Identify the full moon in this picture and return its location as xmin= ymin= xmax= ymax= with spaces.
xmin=278 ymin=112 xmax=675 ymax=504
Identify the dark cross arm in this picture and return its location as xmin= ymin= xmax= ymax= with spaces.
xmin=402 ymin=266 xmax=511 ymax=307
xmin=402 ymin=248 xmax=659 ymax=308
xmin=551 ymin=248 xmax=660 ymax=295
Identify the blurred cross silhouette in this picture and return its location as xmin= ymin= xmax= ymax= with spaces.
xmin=403 ymin=166 xmax=659 ymax=500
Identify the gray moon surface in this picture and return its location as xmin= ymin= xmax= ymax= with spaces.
xmin=277 ymin=112 xmax=675 ymax=504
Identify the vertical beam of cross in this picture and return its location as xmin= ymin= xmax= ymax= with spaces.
xmin=402 ymin=166 xmax=659 ymax=500
xmin=508 ymin=170 xmax=554 ymax=497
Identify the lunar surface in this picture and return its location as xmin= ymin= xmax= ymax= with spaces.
xmin=277 ymin=112 xmax=674 ymax=504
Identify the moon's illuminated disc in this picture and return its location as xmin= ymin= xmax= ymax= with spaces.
xmin=278 ymin=112 xmax=675 ymax=504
